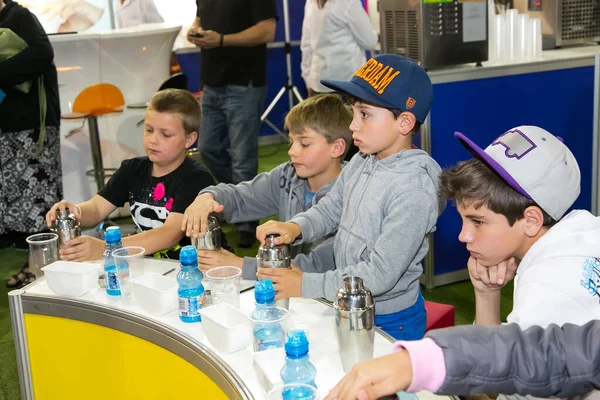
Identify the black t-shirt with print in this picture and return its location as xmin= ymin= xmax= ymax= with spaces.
xmin=196 ymin=0 xmax=278 ymax=87
xmin=98 ymin=157 xmax=215 ymax=259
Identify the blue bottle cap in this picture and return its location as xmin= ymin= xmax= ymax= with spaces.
xmin=179 ymin=245 xmax=197 ymax=265
xmin=285 ymin=330 xmax=309 ymax=357
xmin=254 ymin=279 xmax=275 ymax=303
xmin=104 ymin=226 xmax=122 ymax=244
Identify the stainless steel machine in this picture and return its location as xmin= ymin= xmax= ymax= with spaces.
xmin=379 ymin=0 xmax=489 ymax=69
xmin=514 ymin=0 xmax=600 ymax=48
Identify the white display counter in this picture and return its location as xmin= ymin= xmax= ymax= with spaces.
xmin=9 ymin=258 xmax=455 ymax=400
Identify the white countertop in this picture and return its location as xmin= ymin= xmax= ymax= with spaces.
xmin=429 ymin=44 xmax=600 ymax=83
xmin=23 ymin=258 xmax=450 ymax=400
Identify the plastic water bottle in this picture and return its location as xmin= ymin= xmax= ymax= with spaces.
xmin=250 ymin=279 xmax=285 ymax=351
xmin=397 ymin=392 xmax=419 ymax=400
xmin=280 ymin=330 xmax=317 ymax=398
xmin=103 ymin=227 xmax=123 ymax=296
xmin=177 ymin=245 xmax=204 ymax=323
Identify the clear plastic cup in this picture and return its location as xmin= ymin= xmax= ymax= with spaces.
xmin=249 ymin=306 xmax=290 ymax=352
xmin=267 ymin=383 xmax=320 ymax=400
xmin=531 ymin=18 xmax=542 ymax=58
xmin=27 ymin=233 xmax=59 ymax=279
xmin=205 ymin=266 xmax=242 ymax=308
xmin=505 ymin=9 xmax=519 ymax=61
xmin=112 ymin=246 xmax=145 ymax=300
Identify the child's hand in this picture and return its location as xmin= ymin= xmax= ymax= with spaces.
xmin=197 ymin=248 xmax=242 ymax=274
xmin=59 ymin=235 xmax=105 ymax=262
xmin=324 ymin=350 xmax=413 ymax=400
xmin=255 ymin=221 xmax=301 ymax=245
xmin=181 ymin=193 xmax=224 ymax=237
xmin=46 ymin=200 xmax=81 ymax=228
xmin=467 ymin=256 xmax=517 ymax=294
xmin=257 ymin=264 xmax=303 ymax=300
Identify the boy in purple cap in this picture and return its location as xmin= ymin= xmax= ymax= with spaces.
xmin=439 ymin=126 xmax=600 ymax=332
xmin=255 ymin=54 xmax=444 ymax=340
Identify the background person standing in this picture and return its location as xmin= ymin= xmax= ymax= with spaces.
xmin=188 ymin=0 xmax=277 ymax=247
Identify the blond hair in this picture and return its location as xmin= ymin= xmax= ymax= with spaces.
xmin=284 ymin=94 xmax=353 ymax=157
xmin=148 ymin=89 xmax=201 ymax=135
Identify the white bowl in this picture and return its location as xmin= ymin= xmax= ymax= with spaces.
xmin=41 ymin=261 xmax=101 ymax=297
xmin=130 ymin=274 xmax=178 ymax=315
xmin=199 ymin=303 xmax=252 ymax=354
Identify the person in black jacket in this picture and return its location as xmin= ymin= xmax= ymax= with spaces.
xmin=0 ymin=0 xmax=63 ymax=287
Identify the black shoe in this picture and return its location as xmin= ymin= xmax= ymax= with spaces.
xmin=238 ymin=231 xmax=257 ymax=248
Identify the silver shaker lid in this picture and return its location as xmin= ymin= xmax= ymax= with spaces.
xmin=192 ymin=214 xmax=222 ymax=250
xmin=257 ymin=233 xmax=290 ymax=261
xmin=206 ymin=214 xmax=220 ymax=231
xmin=53 ymin=207 xmax=80 ymax=231
xmin=334 ymin=276 xmax=374 ymax=311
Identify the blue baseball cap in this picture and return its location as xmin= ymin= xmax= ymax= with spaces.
xmin=321 ymin=54 xmax=433 ymax=123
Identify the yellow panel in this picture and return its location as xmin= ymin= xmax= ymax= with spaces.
xmin=25 ymin=314 xmax=230 ymax=400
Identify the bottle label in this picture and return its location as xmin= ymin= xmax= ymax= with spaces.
xmin=179 ymin=295 xmax=204 ymax=317
xmin=106 ymin=271 xmax=119 ymax=291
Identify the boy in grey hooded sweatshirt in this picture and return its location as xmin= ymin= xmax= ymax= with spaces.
xmin=256 ymin=55 xmax=444 ymax=340
xmin=181 ymin=94 xmax=353 ymax=283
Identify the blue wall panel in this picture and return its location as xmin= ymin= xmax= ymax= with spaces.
xmin=430 ymin=66 xmax=595 ymax=276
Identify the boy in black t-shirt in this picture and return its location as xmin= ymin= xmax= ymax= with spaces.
xmin=46 ymin=89 xmax=216 ymax=260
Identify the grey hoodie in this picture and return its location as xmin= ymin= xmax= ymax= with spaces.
xmin=200 ymin=161 xmax=339 ymax=282
xmin=291 ymin=150 xmax=443 ymax=314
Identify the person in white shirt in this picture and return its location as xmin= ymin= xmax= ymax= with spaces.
xmin=115 ymin=0 xmax=163 ymax=29
xmin=300 ymin=0 xmax=377 ymax=96
xmin=439 ymin=126 xmax=600 ymax=399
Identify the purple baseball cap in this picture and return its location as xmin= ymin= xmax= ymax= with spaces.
xmin=454 ymin=126 xmax=581 ymax=220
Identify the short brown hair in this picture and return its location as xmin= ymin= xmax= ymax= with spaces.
xmin=439 ymin=158 xmax=557 ymax=227
xmin=148 ymin=89 xmax=201 ymax=135
xmin=284 ymin=94 xmax=353 ymax=157
xmin=344 ymin=94 xmax=422 ymax=134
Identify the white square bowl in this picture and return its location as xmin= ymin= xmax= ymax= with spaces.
xmin=41 ymin=261 xmax=101 ymax=297
xmin=130 ymin=274 xmax=178 ymax=315
xmin=199 ymin=303 xmax=252 ymax=354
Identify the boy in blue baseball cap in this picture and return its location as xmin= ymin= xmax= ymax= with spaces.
xmin=256 ymin=54 xmax=444 ymax=340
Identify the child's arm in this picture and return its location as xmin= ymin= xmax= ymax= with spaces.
xmin=293 ymin=237 xmax=336 ymax=274
xmin=302 ymin=190 xmax=435 ymax=300
xmin=59 ymin=210 xmax=185 ymax=262
xmin=46 ymin=195 xmax=117 ymax=229
xmin=257 ymin=164 xmax=348 ymax=245
xmin=183 ymin=163 xmax=286 ymax=236
xmin=121 ymin=212 xmax=184 ymax=254
xmin=468 ymin=257 xmax=517 ymax=326
xmin=326 ymin=321 xmax=600 ymax=399
xmin=202 ymin=163 xmax=286 ymax=223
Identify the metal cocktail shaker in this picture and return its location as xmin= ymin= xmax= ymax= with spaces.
xmin=50 ymin=207 xmax=81 ymax=246
xmin=191 ymin=214 xmax=222 ymax=251
xmin=334 ymin=276 xmax=375 ymax=372
xmin=256 ymin=233 xmax=291 ymax=309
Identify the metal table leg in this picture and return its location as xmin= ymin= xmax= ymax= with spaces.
xmin=87 ymin=116 xmax=106 ymax=191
